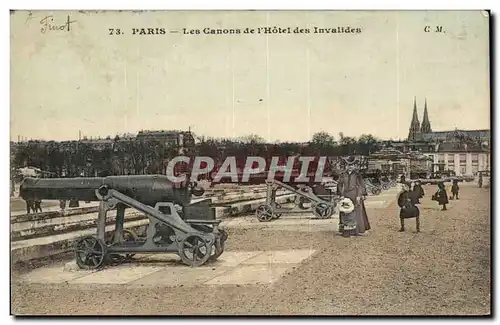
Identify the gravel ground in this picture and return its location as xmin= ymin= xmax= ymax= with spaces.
xmin=11 ymin=185 xmax=490 ymax=316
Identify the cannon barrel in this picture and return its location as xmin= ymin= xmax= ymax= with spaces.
xmin=19 ymin=175 xmax=192 ymax=206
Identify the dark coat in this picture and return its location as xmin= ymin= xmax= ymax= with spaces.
xmin=337 ymin=170 xmax=370 ymax=233
xmin=414 ymin=184 xmax=425 ymax=198
xmin=397 ymin=190 xmax=420 ymax=219
xmin=433 ymin=188 xmax=449 ymax=205
xmin=451 ymin=184 xmax=459 ymax=194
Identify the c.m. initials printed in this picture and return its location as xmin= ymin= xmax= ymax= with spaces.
xmin=424 ymin=25 xmax=445 ymax=33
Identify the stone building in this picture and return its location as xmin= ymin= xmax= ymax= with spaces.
xmin=402 ymin=97 xmax=490 ymax=176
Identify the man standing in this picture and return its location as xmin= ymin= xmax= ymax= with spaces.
xmin=336 ymin=156 xmax=371 ymax=236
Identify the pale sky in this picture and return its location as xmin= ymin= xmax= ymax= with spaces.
xmin=10 ymin=10 xmax=490 ymax=142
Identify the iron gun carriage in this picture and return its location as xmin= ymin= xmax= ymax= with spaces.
xmin=20 ymin=175 xmax=228 ymax=269
xmin=254 ymin=179 xmax=341 ymax=222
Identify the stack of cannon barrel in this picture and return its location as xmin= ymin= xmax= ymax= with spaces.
xmin=10 ymin=180 xmax=295 ymax=266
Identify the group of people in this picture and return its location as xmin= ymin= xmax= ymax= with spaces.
xmin=25 ymin=199 xmax=43 ymax=214
xmin=397 ymin=179 xmax=461 ymax=232
xmin=335 ymin=156 xmax=466 ymax=236
xmin=396 ymin=180 xmax=426 ymax=232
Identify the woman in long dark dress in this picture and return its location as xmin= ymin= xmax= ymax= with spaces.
xmin=336 ymin=157 xmax=371 ymax=237
xmin=433 ymin=182 xmax=449 ymax=211
xmin=397 ymin=184 xmax=420 ymax=232
xmin=413 ymin=180 xmax=425 ymax=203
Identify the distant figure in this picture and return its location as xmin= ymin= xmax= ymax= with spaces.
xmin=451 ymin=180 xmax=460 ymax=200
xmin=397 ymin=184 xmax=420 ymax=232
xmin=34 ymin=199 xmax=43 ymax=213
xmin=413 ymin=180 xmax=425 ymax=204
xmin=25 ymin=200 xmax=35 ymax=214
xmin=432 ymin=182 xmax=449 ymax=211
xmin=60 ymin=200 xmax=67 ymax=212
xmin=400 ymin=174 xmax=406 ymax=184
xmin=478 ymin=172 xmax=483 ymax=188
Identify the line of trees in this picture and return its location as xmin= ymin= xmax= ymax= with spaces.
xmin=11 ymin=131 xmax=383 ymax=178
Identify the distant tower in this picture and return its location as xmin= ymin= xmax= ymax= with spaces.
xmin=420 ymin=98 xmax=432 ymax=133
xmin=408 ymin=97 xmax=421 ymax=141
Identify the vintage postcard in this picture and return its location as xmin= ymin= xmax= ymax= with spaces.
xmin=10 ymin=10 xmax=491 ymax=316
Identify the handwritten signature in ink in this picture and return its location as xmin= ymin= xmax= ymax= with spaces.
xmin=40 ymin=15 xmax=76 ymax=34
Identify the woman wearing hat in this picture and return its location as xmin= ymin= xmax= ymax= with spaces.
xmin=336 ymin=156 xmax=371 ymax=236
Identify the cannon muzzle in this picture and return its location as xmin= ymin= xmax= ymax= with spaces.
xmin=20 ymin=175 xmax=192 ymax=206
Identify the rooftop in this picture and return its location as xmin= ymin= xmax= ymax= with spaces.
xmin=421 ymin=129 xmax=490 ymax=142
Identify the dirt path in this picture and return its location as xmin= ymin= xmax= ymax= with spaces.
xmin=11 ymin=185 xmax=490 ymax=315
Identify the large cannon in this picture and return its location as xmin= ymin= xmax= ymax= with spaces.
xmin=20 ymin=175 xmax=228 ymax=270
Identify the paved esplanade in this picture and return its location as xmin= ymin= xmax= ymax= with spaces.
xmin=12 ymin=183 xmax=490 ymax=315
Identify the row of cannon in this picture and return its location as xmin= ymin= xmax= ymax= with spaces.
xmin=19 ymin=175 xmax=397 ymax=270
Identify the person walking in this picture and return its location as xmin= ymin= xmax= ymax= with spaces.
xmin=451 ymin=180 xmax=460 ymax=200
xmin=432 ymin=182 xmax=449 ymax=211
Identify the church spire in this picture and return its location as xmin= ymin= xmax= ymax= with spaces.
xmin=408 ymin=96 xmax=421 ymax=141
xmin=420 ymin=97 xmax=432 ymax=133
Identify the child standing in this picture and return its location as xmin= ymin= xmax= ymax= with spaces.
xmin=451 ymin=180 xmax=460 ymax=200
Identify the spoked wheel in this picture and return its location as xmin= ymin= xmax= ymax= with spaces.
xmin=108 ymin=229 xmax=139 ymax=263
xmin=256 ymin=204 xmax=274 ymax=222
xmin=272 ymin=203 xmax=282 ymax=219
xmin=178 ymin=234 xmax=213 ymax=267
xmin=209 ymin=229 xmax=228 ymax=262
xmin=313 ymin=203 xmax=334 ymax=219
xmin=75 ymin=235 xmax=107 ymax=270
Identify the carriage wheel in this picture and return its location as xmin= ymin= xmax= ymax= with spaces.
xmin=178 ymin=234 xmax=212 ymax=267
xmin=75 ymin=236 xmax=107 ymax=270
xmin=256 ymin=204 xmax=274 ymax=222
xmin=313 ymin=203 xmax=334 ymax=219
xmin=272 ymin=203 xmax=282 ymax=219
xmin=371 ymin=187 xmax=381 ymax=195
